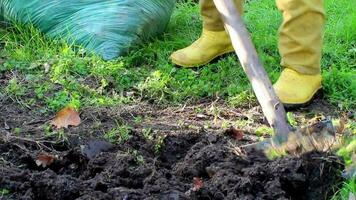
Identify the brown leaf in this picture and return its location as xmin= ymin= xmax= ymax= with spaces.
xmin=51 ymin=106 xmax=81 ymax=129
xmin=193 ymin=177 xmax=203 ymax=191
xmin=225 ymin=127 xmax=244 ymax=140
xmin=35 ymin=153 xmax=55 ymax=167
xmin=337 ymin=116 xmax=347 ymax=134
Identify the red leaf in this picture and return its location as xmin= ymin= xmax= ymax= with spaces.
xmin=36 ymin=153 xmax=55 ymax=167
xmin=51 ymin=106 xmax=81 ymax=129
xmin=193 ymin=177 xmax=203 ymax=191
xmin=225 ymin=127 xmax=244 ymax=140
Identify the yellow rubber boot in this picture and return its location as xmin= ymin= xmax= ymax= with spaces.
xmin=170 ymin=29 xmax=234 ymax=67
xmin=274 ymin=68 xmax=322 ymax=107
xmin=274 ymin=0 xmax=324 ymax=107
xmin=170 ymin=0 xmax=243 ymax=67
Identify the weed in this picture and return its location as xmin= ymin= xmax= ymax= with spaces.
xmin=104 ymin=124 xmax=132 ymax=144
xmin=43 ymin=124 xmax=53 ymax=137
xmin=337 ymin=137 xmax=356 ymax=166
xmin=134 ymin=116 xmax=143 ymax=124
xmin=228 ymin=91 xmax=255 ymax=107
xmin=204 ymin=121 xmax=212 ymax=129
xmin=235 ymin=119 xmax=250 ymax=128
xmin=221 ymin=120 xmax=230 ymax=129
xmin=142 ymin=128 xmax=165 ymax=154
xmin=255 ymin=126 xmax=274 ymax=137
xmin=5 ymin=77 xmax=26 ymax=97
xmin=287 ymin=112 xmax=298 ymax=127
xmin=331 ymin=180 xmax=356 ymax=200
xmin=142 ymin=128 xmax=154 ymax=141
xmin=13 ymin=127 xmax=21 ymax=135
xmin=208 ymin=105 xmax=221 ymax=124
xmin=0 ymin=189 xmax=10 ymax=197
xmin=130 ymin=150 xmax=145 ymax=165
xmin=194 ymin=107 xmax=204 ymax=114
xmin=265 ymin=148 xmax=287 ymax=160
xmin=56 ymin=129 xmax=67 ymax=141
xmin=154 ymin=135 xmax=165 ymax=154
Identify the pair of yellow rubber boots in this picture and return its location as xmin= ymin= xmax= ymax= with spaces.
xmin=171 ymin=0 xmax=325 ymax=107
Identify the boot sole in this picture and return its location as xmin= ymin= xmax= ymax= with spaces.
xmin=283 ymin=88 xmax=323 ymax=111
xmin=171 ymin=47 xmax=235 ymax=68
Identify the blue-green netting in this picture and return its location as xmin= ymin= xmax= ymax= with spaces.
xmin=0 ymin=0 xmax=175 ymax=60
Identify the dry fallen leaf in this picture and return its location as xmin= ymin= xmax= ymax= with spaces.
xmin=36 ymin=153 xmax=55 ymax=167
xmin=192 ymin=177 xmax=203 ymax=191
xmin=51 ymin=106 xmax=81 ymax=129
xmin=337 ymin=115 xmax=347 ymax=134
xmin=225 ymin=127 xmax=244 ymax=140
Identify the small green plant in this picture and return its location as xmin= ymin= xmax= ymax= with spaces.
xmin=154 ymin=135 xmax=165 ymax=154
xmin=0 ymin=188 xmax=10 ymax=197
xmin=228 ymin=91 xmax=255 ymax=107
xmin=221 ymin=121 xmax=230 ymax=129
xmin=332 ymin=180 xmax=356 ymax=200
xmin=142 ymin=128 xmax=153 ymax=141
xmin=265 ymin=148 xmax=287 ymax=160
xmin=5 ymin=77 xmax=26 ymax=97
xmin=337 ymin=138 xmax=356 ymax=166
xmin=209 ymin=105 xmax=221 ymax=124
xmin=142 ymin=128 xmax=165 ymax=153
xmin=235 ymin=119 xmax=251 ymax=128
xmin=130 ymin=150 xmax=145 ymax=165
xmin=134 ymin=115 xmax=143 ymax=124
xmin=287 ymin=112 xmax=298 ymax=127
xmin=104 ymin=124 xmax=132 ymax=144
xmin=43 ymin=123 xmax=54 ymax=137
xmin=194 ymin=107 xmax=204 ymax=114
xmin=42 ymin=123 xmax=67 ymax=141
xmin=255 ymin=126 xmax=274 ymax=137
xmin=13 ymin=127 xmax=21 ymax=135
xmin=56 ymin=129 xmax=67 ymax=141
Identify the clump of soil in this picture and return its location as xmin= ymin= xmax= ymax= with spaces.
xmin=0 ymin=131 xmax=343 ymax=200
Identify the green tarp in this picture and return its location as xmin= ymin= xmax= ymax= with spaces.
xmin=0 ymin=0 xmax=175 ymax=60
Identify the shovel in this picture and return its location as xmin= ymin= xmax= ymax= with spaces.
xmin=213 ymin=0 xmax=336 ymax=153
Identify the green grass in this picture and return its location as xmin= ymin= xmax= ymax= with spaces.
xmin=1 ymin=0 xmax=354 ymax=113
xmin=332 ymin=180 xmax=356 ymax=200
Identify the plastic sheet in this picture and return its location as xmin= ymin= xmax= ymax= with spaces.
xmin=1 ymin=0 xmax=175 ymax=60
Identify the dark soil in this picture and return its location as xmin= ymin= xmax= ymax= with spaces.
xmin=0 ymin=95 xmax=345 ymax=200
xmin=1 ymin=129 xmax=343 ymax=200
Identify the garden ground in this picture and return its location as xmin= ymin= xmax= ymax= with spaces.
xmin=0 ymin=0 xmax=355 ymax=199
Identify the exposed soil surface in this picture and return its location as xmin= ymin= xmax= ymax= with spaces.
xmin=0 ymin=130 xmax=343 ymax=200
xmin=0 ymin=95 xmax=345 ymax=200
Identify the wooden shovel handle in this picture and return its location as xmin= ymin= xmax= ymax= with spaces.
xmin=213 ymin=0 xmax=291 ymax=139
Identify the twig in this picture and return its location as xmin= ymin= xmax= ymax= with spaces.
xmin=1 ymin=134 xmax=64 ymax=153
xmin=25 ymin=119 xmax=50 ymax=125
xmin=227 ymin=141 xmax=247 ymax=160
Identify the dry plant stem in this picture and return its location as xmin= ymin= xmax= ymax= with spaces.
xmin=1 ymin=133 xmax=64 ymax=153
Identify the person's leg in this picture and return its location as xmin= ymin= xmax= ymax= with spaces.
xmin=170 ymin=0 xmax=243 ymax=67
xmin=274 ymin=0 xmax=325 ymax=107
xmin=200 ymin=0 xmax=243 ymax=31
